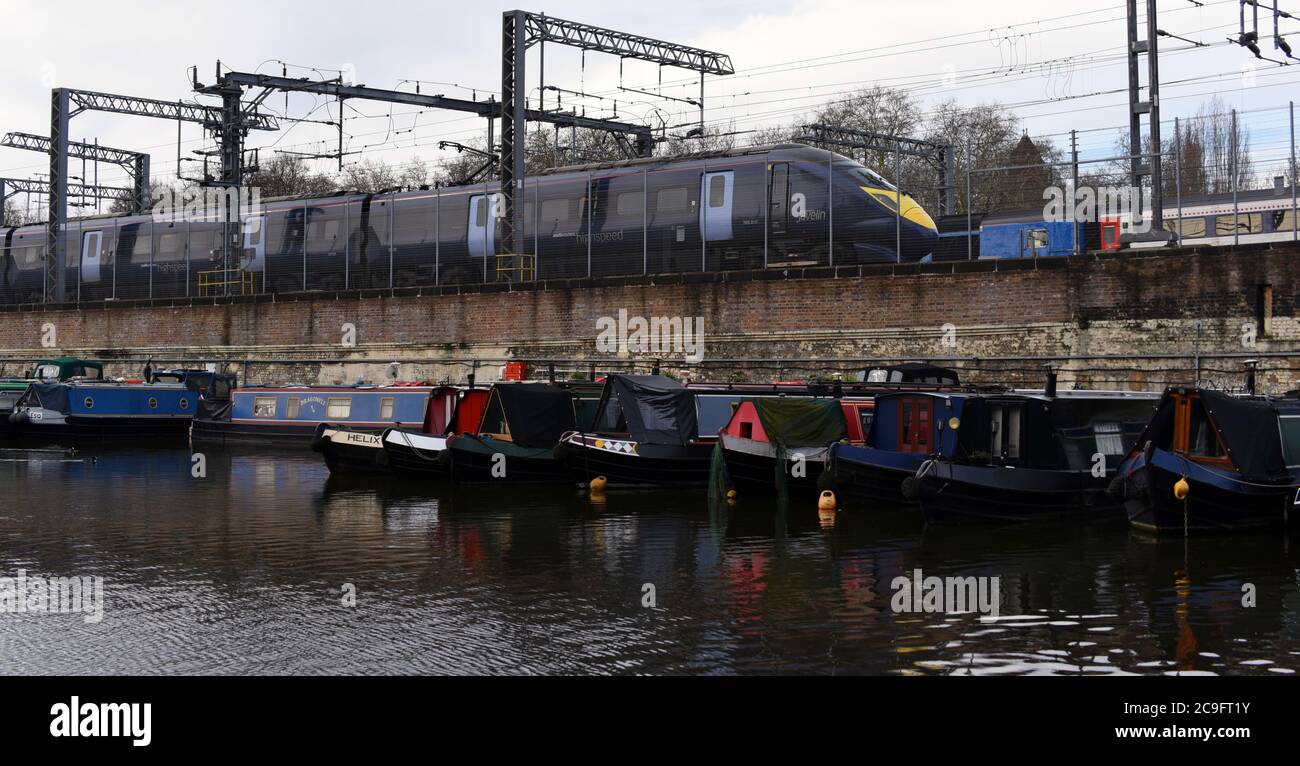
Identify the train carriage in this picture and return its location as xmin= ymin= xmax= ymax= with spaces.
xmin=1 ymin=143 xmax=941 ymax=305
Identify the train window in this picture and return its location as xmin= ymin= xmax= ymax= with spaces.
xmin=130 ymin=231 xmax=152 ymax=263
xmin=1177 ymin=217 xmax=1206 ymax=238
xmin=17 ymin=246 xmax=42 ymax=270
xmin=475 ymin=197 xmax=488 ymax=225
xmin=540 ymin=198 xmax=570 ymax=223
xmin=155 ymin=233 xmax=184 ymax=262
xmin=391 ymin=209 xmax=425 ymax=246
xmin=708 ymin=176 xmax=726 ymax=208
xmin=616 ymin=191 xmax=643 ymax=217
xmin=656 ymin=187 xmax=689 ymax=214
xmin=438 ymin=198 xmax=468 ymax=238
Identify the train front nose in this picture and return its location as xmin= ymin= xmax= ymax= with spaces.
xmin=898 ymin=195 xmax=938 ymax=261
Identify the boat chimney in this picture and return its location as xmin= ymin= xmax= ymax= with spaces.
xmin=1044 ymin=364 xmax=1057 ymax=398
xmin=652 ymin=359 xmax=661 ymax=376
xmin=832 ymin=378 xmax=844 ymax=399
xmin=1244 ymin=358 xmax=1258 ymax=395
xmin=588 ymin=363 xmax=596 ymax=382
xmin=468 ymin=360 xmax=479 ymax=389
xmin=547 ymin=363 xmax=556 ymax=384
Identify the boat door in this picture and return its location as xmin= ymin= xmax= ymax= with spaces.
xmin=80 ymin=230 xmax=102 ymax=284
xmin=700 ymin=171 xmax=734 ymax=242
xmin=242 ymin=215 xmax=266 ymax=272
xmin=898 ymin=397 xmax=933 ymax=454
xmin=468 ymin=193 xmax=502 ymax=258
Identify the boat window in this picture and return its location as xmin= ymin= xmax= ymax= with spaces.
xmin=989 ymin=403 xmax=1023 ymax=459
xmin=35 ymin=364 xmax=61 ymax=380
xmin=253 ymin=397 xmax=277 ymax=418
xmin=859 ymin=410 xmax=873 ymax=435
xmin=327 ymin=397 xmax=352 ymax=419
xmin=147 ymin=397 xmax=159 ymax=410
xmin=597 ymin=397 xmax=625 ymax=432
xmin=1186 ymin=398 xmax=1225 ymax=459
xmin=1279 ymin=416 xmax=1300 ymax=467
xmin=285 ymin=397 xmax=300 ymax=419
xmin=1093 ymin=421 xmax=1125 ymax=455
xmin=380 ymin=397 xmax=395 ymax=420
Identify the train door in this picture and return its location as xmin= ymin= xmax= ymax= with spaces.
xmin=81 ymin=231 xmax=102 ymax=284
xmin=243 ymin=215 xmax=266 ymax=273
xmin=468 ymin=193 xmax=501 ymax=259
xmin=768 ymin=163 xmax=790 ymax=237
xmin=700 ymin=171 xmax=733 ymax=242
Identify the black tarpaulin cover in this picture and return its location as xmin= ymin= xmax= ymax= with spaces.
xmin=29 ymin=383 xmax=70 ymax=413
xmin=1200 ymin=389 xmax=1290 ymax=483
xmin=484 ymin=383 xmax=577 ymax=448
xmin=609 ymin=375 xmax=697 ymax=446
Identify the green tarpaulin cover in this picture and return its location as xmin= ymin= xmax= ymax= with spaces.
xmin=752 ymin=397 xmax=848 ymax=449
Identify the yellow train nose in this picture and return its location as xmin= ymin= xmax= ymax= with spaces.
xmin=863 ymin=187 xmax=937 ymax=231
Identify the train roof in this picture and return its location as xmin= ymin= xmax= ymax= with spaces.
xmin=536 ymin=143 xmax=844 ymax=175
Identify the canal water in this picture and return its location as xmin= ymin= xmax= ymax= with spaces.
xmin=1 ymin=445 xmax=1297 ymax=675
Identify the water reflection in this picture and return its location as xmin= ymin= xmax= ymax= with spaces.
xmin=0 ymin=445 xmax=1296 ymax=675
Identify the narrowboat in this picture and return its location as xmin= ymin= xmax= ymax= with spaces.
xmin=314 ymin=385 xmax=473 ymax=475
xmin=374 ymin=387 xmax=492 ymax=479
xmin=716 ymin=396 xmax=873 ymax=500
xmin=909 ymin=389 xmax=1159 ymax=523
xmin=820 ymin=392 xmax=974 ymax=508
xmin=443 ymin=383 xmax=588 ymax=484
xmin=7 ymin=369 xmax=225 ymax=441
xmin=1111 ymin=388 xmax=1300 ymax=534
xmin=191 ymin=382 xmax=433 ymax=446
xmin=1 ymin=357 xmax=105 ymax=438
xmin=557 ymin=374 xmax=752 ymax=487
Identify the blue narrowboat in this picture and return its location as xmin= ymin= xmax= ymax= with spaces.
xmin=819 ymin=392 xmax=974 ymax=507
xmin=1111 ymin=388 xmax=1300 ymax=534
xmin=191 ymin=383 xmax=434 ymax=446
xmin=7 ymin=369 xmax=221 ymax=441
xmin=911 ymin=389 xmax=1158 ymax=523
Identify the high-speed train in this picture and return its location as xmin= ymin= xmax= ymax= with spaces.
xmin=0 ymin=144 xmax=939 ymax=303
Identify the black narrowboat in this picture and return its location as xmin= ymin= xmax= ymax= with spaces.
xmin=911 ymin=389 xmax=1158 ymax=522
xmin=557 ymin=374 xmax=748 ymax=487
xmin=1111 ymin=388 xmax=1300 ymax=533
xmin=444 ymin=384 xmax=585 ymax=484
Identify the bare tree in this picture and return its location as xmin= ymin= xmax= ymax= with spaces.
xmin=245 ymin=155 xmax=337 ymax=198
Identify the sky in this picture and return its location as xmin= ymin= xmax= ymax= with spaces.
xmin=0 ymin=0 xmax=1297 ymax=206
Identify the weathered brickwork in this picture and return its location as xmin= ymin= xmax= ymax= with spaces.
xmin=2 ymin=242 xmax=1298 ymax=392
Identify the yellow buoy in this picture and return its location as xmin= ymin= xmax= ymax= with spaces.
xmin=589 ymin=476 xmax=608 ymax=493
xmin=1173 ymin=477 xmax=1190 ymax=501
xmin=818 ymin=490 xmax=837 ymax=511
